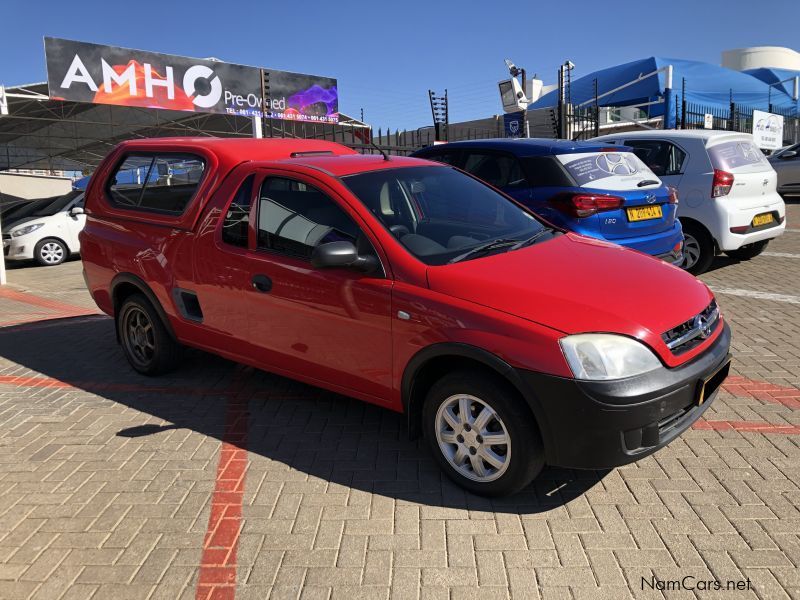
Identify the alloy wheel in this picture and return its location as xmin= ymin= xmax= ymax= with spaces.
xmin=123 ymin=307 xmax=156 ymax=367
xmin=435 ymin=394 xmax=511 ymax=482
xmin=39 ymin=242 xmax=64 ymax=265
xmin=681 ymin=233 xmax=700 ymax=270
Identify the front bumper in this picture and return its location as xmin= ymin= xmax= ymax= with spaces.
xmin=517 ymin=323 xmax=732 ymax=469
xmin=2 ymin=236 xmax=34 ymax=261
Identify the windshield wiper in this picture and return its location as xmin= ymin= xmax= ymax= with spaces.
xmin=637 ymin=179 xmax=659 ymax=187
xmin=510 ymin=228 xmax=553 ymax=250
xmin=448 ymin=238 xmax=519 ymax=264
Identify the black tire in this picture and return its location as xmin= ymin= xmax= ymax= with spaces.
xmin=422 ymin=370 xmax=544 ymax=496
xmin=725 ymin=239 xmax=769 ymax=261
xmin=117 ymin=293 xmax=182 ymax=375
xmin=679 ymin=221 xmax=715 ymax=275
xmin=33 ymin=238 xmax=68 ymax=267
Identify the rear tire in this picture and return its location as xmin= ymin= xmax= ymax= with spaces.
xmin=422 ymin=370 xmax=544 ymax=496
xmin=118 ymin=293 xmax=182 ymax=375
xmin=725 ymin=240 xmax=769 ymax=261
xmin=679 ymin=221 xmax=715 ymax=275
xmin=34 ymin=238 xmax=68 ymax=266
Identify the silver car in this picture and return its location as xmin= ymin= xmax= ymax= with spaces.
xmin=769 ymin=142 xmax=800 ymax=198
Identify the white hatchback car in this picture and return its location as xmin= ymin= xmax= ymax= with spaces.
xmin=593 ymin=130 xmax=786 ymax=274
xmin=2 ymin=191 xmax=86 ymax=266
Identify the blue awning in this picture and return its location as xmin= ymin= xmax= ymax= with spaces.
xmin=533 ymin=57 xmax=799 ymax=116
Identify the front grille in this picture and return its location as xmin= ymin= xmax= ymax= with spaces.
xmin=662 ymin=300 xmax=719 ymax=355
xmin=2 ymin=234 xmax=10 ymax=240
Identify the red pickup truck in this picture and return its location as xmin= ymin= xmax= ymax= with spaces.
xmin=81 ymin=137 xmax=730 ymax=496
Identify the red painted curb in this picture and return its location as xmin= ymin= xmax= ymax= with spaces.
xmin=693 ymin=420 xmax=800 ymax=435
xmin=0 ymin=286 xmax=99 ymax=326
xmin=195 ymin=370 xmax=250 ymax=600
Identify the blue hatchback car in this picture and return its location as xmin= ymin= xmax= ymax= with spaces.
xmin=412 ymin=139 xmax=684 ymax=264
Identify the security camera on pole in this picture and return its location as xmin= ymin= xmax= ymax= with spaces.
xmin=498 ymin=59 xmax=535 ymax=138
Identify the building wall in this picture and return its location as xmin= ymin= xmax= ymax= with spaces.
xmin=722 ymin=47 xmax=800 ymax=72
xmin=0 ymin=173 xmax=72 ymax=199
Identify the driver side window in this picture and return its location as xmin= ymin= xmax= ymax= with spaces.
xmin=257 ymin=177 xmax=361 ymax=260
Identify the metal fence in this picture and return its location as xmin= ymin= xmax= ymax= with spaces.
xmin=679 ymin=99 xmax=800 ymax=143
xmin=255 ymin=117 xmax=507 ymax=156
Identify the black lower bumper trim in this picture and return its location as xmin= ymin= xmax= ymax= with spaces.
xmin=517 ymin=323 xmax=732 ymax=469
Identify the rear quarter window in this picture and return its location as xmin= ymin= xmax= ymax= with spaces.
xmin=106 ymin=153 xmax=206 ymax=215
xmin=707 ymin=140 xmax=771 ymax=173
xmin=520 ymin=156 xmax=574 ymax=187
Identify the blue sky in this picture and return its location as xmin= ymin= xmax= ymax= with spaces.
xmin=2 ymin=0 xmax=799 ymax=132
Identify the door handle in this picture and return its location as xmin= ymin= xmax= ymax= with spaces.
xmin=251 ymin=274 xmax=272 ymax=293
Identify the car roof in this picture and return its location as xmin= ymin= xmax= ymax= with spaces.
xmin=114 ymin=137 xmax=437 ymax=177
xmin=118 ymin=137 xmax=358 ymax=162
xmin=415 ymin=138 xmax=628 ymax=157
xmin=276 ymin=154 xmax=438 ymax=177
xmin=595 ymin=129 xmax=754 ymax=142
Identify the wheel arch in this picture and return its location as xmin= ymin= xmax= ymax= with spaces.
xmin=401 ymin=343 xmax=551 ymax=452
xmin=678 ymin=216 xmax=718 ymax=253
xmin=110 ymin=273 xmax=177 ymax=343
xmin=34 ymin=236 xmax=71 ymax=262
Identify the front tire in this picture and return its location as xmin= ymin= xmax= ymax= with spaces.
xmin=725 ymin=239 xmax=769 ymax=261
xmin=118 ymin=293 xmax=182 ymax=375
xmin=423 ymin=371 xmax=544 ymax=496
xmin=679 ymin=222 xmax=715 ymax=275
xmin=34 ymin=238 xmax=68 ymax=266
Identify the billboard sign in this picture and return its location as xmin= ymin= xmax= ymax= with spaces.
xmin=44 ymin=37 xmax=338 ymax=123
xmin=752 ymin=110 xmax=783 ymax=150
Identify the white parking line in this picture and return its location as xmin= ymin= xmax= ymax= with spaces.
xmin=711 ymin=287 xmax=800 ymax=304
xmin=785 ymin=229 xmax=800 ymax=233
xmin=763 ymin=252 xmax=800 ymax=258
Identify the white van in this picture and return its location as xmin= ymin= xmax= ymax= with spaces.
xmin=592 ymin=130 xmax=786 ymax=274
xmin=2 ymin=191 xmax=86 ymax=266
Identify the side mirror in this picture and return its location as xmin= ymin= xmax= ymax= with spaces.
xmin=779 ymin=150 xmax=798 ymax=160
xmin=69 ymin=206 xmax=85 ymax=216
xmin=311 ymin=241 xmax=378 ymax=273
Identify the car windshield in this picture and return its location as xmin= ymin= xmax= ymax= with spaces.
xmin=342 ymin=165 xmax=546 ymax=265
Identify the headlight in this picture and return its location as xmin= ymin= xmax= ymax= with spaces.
xmin=559 ymin=334 xmax=662 ymax=380
xmin=11 ymin=223 xmax=44 ymax=237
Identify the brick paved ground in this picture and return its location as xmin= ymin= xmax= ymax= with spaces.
xmin=0 ymin=205 xmax=798 ymax=600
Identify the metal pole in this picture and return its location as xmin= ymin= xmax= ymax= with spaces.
xmin=663 ymin=65 xmax=674 ymax=129
xmin=251 ymin=116 xmax=263 ymax=138
xmin=444 ymin=89 xmax=449 ymax=142
xmin=0 ymin=209 xmax=5 ymax=285
xmin=680 ymin=78 xmax=686 ymax=129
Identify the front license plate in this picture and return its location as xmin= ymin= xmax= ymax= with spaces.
xmin=697 ymin=359 xmax=731 ymax=406
xmin=626 ymin=205 xmax=663 ymax=222
xmin=752 ymin=212 xmax=774 ymax=227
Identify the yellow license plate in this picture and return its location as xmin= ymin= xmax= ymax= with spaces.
xmin=626 ymin=205 xmax=663 ymax=222
xmin=752 ymin=213 xmax=774 ymax=227
xmin=698 ymin=359 xmax=731 ymax=406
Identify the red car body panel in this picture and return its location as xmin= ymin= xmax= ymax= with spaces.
xmin=81 ymin=137 xmax=724 ymax=420
xmin=426 ymin=232 xmax=720 ymax=368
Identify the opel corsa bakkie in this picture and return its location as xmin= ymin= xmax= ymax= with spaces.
xmin=81 ymin=138 xmax=731 ymax=496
